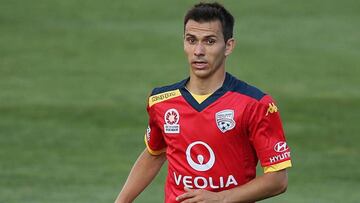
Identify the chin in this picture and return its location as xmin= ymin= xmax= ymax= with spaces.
xmin=191 ymin=68 xmax=213 ymax=79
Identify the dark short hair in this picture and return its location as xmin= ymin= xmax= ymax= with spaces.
xmin=184 ymin=2 xmax=234 ymax=42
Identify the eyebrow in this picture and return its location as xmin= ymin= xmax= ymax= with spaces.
xmin=185 ymin=33 xmax=218 ymax=39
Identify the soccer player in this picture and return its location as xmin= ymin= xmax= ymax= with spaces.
xmin=115 ymin=2 xmax=292 ymax=203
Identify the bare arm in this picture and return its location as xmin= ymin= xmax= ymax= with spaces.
xmin=176 ymin=169 xmax=288 ymax=203
xmin=114 ymin=148 xmax=166 ymax=203
xmin=220 ymin=169 xmax=288 ymax=203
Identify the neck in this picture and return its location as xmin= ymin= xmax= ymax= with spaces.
xmin=186 ymin=69 xmax=226 ymax=95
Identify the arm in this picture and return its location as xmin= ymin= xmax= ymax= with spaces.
xmin=221 ymin=169 xmax=288 ymax=203
xmin=176 ymin=169 xmax=288 ymax=203
xmin=114 ymin=148 xmax=166 ymax=203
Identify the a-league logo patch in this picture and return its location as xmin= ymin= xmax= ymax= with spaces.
xmin=215 ymin=109 xmax=236 ymax=133
xmin=164 ymin=108 xmax=180 ymax=133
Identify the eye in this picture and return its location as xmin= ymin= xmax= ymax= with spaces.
xmin=206 ymin=38 xmax=216 ymax=45
xmin=186 ymin=37 xmax=196 ymax=44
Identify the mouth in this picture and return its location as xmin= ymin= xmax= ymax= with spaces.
xmin=191 ymin=60 xmax=208 ymax=69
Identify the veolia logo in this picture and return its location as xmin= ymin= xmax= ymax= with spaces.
xmin=186 ymin=141 xmax=215 ymax=172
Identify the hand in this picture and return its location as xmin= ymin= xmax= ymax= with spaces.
xmin=176 ymin=187 xmax=226 ymax=203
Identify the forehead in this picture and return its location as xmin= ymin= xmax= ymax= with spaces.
xmin=184 ymin=20 xmax=223 ymax=38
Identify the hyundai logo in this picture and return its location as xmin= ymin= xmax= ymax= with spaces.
xmin=274 ymin=142 xmax=288 ymax=153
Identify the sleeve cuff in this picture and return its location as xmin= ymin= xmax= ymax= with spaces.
xmin=144 ymin=134 xmax=166 ymax=155
xmin=263 ymin=160 xmax=292 ymax=173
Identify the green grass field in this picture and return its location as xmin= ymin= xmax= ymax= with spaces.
xmin=1 ymin=0 xmax=359 ymax=202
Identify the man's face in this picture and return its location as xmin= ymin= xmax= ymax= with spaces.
xmin=184 ymin=20 xmax=234 ymax=79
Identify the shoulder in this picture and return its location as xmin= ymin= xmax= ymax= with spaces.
xmin=225 ymin=73 xmax=267 ymax=101
xmin=148 ymin=79 xmax=187 ymax=108
xmin=225 ymin=74 xmax=280 ymax=119
xmin=150 ymin=79 xmax=186 ymax=96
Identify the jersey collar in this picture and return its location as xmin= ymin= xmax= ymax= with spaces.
xmin=179 ymin=72 xmax=233 ymax=112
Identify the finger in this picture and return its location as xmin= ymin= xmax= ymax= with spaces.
xmin=179 ymin=196 xmax=202 ymax=203
xmin=176 ymin=188 xmax=196 ymax=202
xmin=176 ymin=193 xmax=195 ymax=202
xmin=184 ymin=187 xmax=195 ymax=192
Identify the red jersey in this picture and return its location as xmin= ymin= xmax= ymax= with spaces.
xmin=145 ymin=73 xmax=291 ymax=203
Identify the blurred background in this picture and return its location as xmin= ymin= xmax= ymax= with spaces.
xmin=1 ymin=0 xmax=359 ymax=202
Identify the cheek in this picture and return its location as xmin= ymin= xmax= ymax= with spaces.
xmin=208 ymin=47 xmax=226 ymax=64
xmin=184 ymin=45 xmax=192 ymax=57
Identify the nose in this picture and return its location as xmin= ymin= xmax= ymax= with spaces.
xmin=194 ymin=43 xmax=205 ymax=56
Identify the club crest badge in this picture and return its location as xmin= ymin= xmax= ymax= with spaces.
xmin=215 ymin=109 xmax=236 ymax=133
xmin=164 ymin=108 xmax=180 ymax=133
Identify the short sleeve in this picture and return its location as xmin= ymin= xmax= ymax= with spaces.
xmin=247 ymin=95 xmax=292 ymax=173
xmin=144 ymin=100 xmax=167 ymax=155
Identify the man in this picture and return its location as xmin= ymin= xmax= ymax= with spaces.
xmin=115 ymin=2 xmax=291 ymax=203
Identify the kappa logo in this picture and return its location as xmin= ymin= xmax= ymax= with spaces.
xmin=215 ymin=109 xmax=236 ymax=133
xmin=274 ymin=142 xmax=288 ymax=153
xmin=186 ymin=141 xmax=215 ymax=172
xmin=164 ymin=108 xmax=180 ymax=133
xmin=149 ymin=90 xmax=181 ymax=107
xmin=266 ymin=102 xmax=278 ymax=116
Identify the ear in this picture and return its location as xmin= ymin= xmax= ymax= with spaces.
xmin=225 ymin=38 xmax=235 ymax=56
